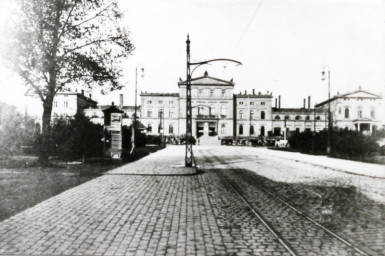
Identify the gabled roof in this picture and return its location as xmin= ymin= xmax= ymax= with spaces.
xmin=178 ymin=71 xmax=234 ymax=87
xmin=315 ymin=87 xmax=381 ymax=107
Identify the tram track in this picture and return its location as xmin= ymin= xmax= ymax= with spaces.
xmin=198 ymin=148 xmax=371 ymax=256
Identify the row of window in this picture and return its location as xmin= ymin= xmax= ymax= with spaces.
xmin=239 ymin=101 xmax=265 ymax=106
xmin=195 ymin=89 xmax=228 ymax=98
xmin=274 ymin=115 xmax=321 ymax=120
xmin=147 ymin=124 xmax=174 ymax=134
xmin=147 ymin=110 xmax=175 ymax=118
xmin=147 ymin=100 xmax=174 ymax=105
xmin=236 ymin=124 xmax=266 ymax=136
xmin=339 ymin=107 xmax=375 ymax=119
xmin=53 ymin=101 xmax=69 ymax=108
xmin=239 ymin=110 xmax=266 ymax=119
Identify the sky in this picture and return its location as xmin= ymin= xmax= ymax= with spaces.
xmin=0 ymin=0 xmax=384 ymax=112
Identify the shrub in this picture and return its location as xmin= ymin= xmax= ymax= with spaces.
xmin=50 ymin=113 xmax=103 ymax=161
xmin=289 ymin=129 xmax=380 ymax=157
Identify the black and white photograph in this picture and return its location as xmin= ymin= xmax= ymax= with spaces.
xmin=0 ymin=0 xmax=384 ymax=255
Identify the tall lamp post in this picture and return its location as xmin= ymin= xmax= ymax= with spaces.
xmin=322 ymin=66 xmax=332 ymax=154
xmin=185 ymin=35 xmax=242 ymax=167
xmin=132 ymin=65 xmax=144 ymax=152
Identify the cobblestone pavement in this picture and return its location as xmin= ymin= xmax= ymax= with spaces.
xmin=0 ymin=164 xmax=289 ymax=255
xmin=195 ymin=146 xmax=385 ymax=255
xmin=0 ymin=145 xmax=381 ymax=255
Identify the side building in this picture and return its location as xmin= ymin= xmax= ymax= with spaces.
xmin=315 ymin=87 xmax=382 ymax=134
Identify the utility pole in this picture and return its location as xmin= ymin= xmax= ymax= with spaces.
xmin=184 ymin=35 xmax=242 ymax=167
xmin=185 ymin=35 xmax=193 ymax=167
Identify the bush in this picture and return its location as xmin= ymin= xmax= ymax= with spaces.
xmin=289 ymin=129 xmax=380 ymax=158
xmin=50 ymin=113 xmax=103 ymax=161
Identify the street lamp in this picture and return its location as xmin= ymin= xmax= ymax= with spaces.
xmin=322 ymin=65 xmax=332 ymax=154
xmin=132 ymin=65 xmax=144 ymax=152
xmin=185 ymin=35 xmax=242 ymax=167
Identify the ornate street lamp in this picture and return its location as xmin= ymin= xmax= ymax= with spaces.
xmin=185 ymin=35 xmax=242 ymax=167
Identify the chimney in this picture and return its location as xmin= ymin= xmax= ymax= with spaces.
xmin=112 ymin=101 xmax=115 ymax=106
xmin=119 ymin=94 xmax=123 ymax=108
xmin=252 ymin=89 xmax=255 ymax=95
xmin=278 ymin=95 xmax=281 ymax=108
xmin=303 ymin=98 xmax=306 ymax=109
xmin=258 ymin=91 xmax=261 ymax=95
xmin=308 ymin=96 xmax=311 ymax=109
xmin=275 ymin=98 xmax=277 ymax=108
xmin=81 ymin=90 xmax=84 ymax=95
xmin=245 ymin=90 xmax=247 ymax=95
xmin=89 ymin=93 xmax=92 ymax=99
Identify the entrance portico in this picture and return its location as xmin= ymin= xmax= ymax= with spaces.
xmin=196 ymin=119 xmax=218 ymax=138
xmin=353 ymin=118 xmax=376 ymax=134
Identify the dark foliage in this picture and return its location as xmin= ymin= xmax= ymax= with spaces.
xmin=289 ymin=129 xmax=380 ymax=157
xmin=50 ymin=113 xmax=103 ymax=161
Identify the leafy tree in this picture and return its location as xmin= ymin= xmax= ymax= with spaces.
xmin=5 ymin=0 xmax=134 ymax=163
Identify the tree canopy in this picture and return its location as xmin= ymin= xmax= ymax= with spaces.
xmin=4 ymin=0 xmax=134 ymax=162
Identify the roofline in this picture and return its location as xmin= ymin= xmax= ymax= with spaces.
xmin=178 ymin=75 xmax=234 ymax=86
xmin=315 ymin=89 xmax=382 ymax=107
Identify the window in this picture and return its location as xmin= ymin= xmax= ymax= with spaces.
xmin=250 ymin=102 xmax=254 ymax=105
xmin=169 ymin=110 xmax=174 ymax=118
xmin=147 ymin=100 xmax=152 ymax=104
xmin=371 ymin=109 xmax=375 ymax=118
xmin=250 ymin=110 xmax=254 ymax=119
xmin=261 ymin=102 xmax=265 ymax=105
xmin=274 ymin=115 xmax=280 ymax=120
xmin=169 ymin=124 xmax=174 ymax=134
xmin=296 ymin=128 xmax=300 ymax=133
xmin=198 ymin=106 xmax=204 ymax=115
xmin=210 ymin=105 xmax=215 ymax=115
xmin=285 ymin=115 xmax=290 ymax=120
xmin=239 ymin=110 xmax=244 ymax=119
xmin=306 ymin=115 xmax=310 ymax=120
xmin=147 ymin=110 xmax=152 ymax=117
xmin=250 ymin=125 xmax=254 ymax=135
xmin=64 ymin=101 xmax=68 ymax=108
xmin=169 ymin=100 xmax=174 ymax=105
xmin=338 ymin=107 xmax=341 ymax=114
xmin=260 ymin=126 xmax=265 ymax=136
xmin=198 ymin=89 xmax=203 ymax=97
xmin=221 ymin=105 xmax=226 ymax=116
xmin=357 ymin=108 xmax=362 ymax=118
xmin=221 ymin=124 xmax=226 ymax=135
xmin=239 ymin=101 xmax=244 ymax=105
xmin=147 ymin=124 xmax=152 ymax=132
xmin=210 ymin=89 xmax=214 ymax=97
xmin=158 ymin=100 xmax=163 ymax=104
xmin=239 ymin=124 xmax=244 ymax=135
xmin=261 ymin=111 xmax=265 ymax=120
xmin=316 ymin=116 xmax=321 ymax=120
xmin=222 ymin=89 xmax=226 ymax=97
xmin=295 ymin=115 xmax=301 ymax=120
xmin=345 ymin=108 xmax=349 ymax=118
xmin=158 ymin=110 xmax=163 ymax=118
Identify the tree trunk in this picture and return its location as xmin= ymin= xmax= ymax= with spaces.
xmin=38 ymin=96 xmax=54 ymax=164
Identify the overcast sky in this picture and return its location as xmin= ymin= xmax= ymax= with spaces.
xmin=0 ymin=0 xmax=384 ymax=111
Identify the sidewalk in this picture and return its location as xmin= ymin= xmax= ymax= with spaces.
xmin=109 ymin=145 xmax=196 ymax=175
xmin=252 ymin=147 xmax=385 ymax=178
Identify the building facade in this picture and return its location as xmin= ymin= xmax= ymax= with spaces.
xmin=315 ymin=87 xmax=383 ymax=134
xmin=140 ymin=71 xmax=329 ymax=139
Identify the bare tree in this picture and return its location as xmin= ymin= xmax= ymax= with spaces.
xmin=6 ymin=0 xmax=134 ymax=163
